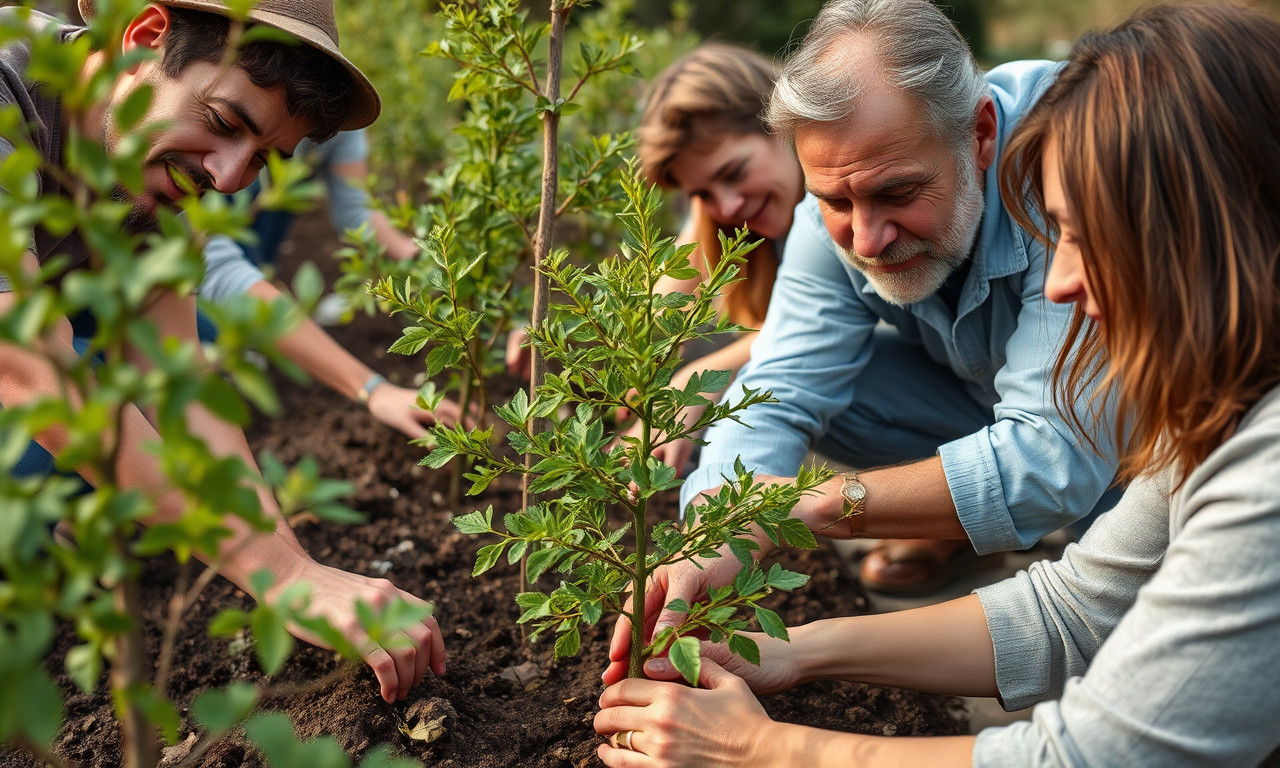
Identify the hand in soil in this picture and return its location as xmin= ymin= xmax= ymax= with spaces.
xmin=595 ymin=659 xmax=774 ymax=767
xmin=366 ymin=381 xmax=470 ymax=439
xmin=639 ymin=630 xmax=800 ymax=696
xmin=269 ymin=560 xmax=446 ymax=702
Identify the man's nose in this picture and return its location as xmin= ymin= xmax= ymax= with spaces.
xmin=203 ymin=146 xmax=258 ymax=194
xmin=850 ymin=205 xmax=898 ymax=260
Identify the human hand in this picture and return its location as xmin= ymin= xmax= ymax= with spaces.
xmin=602 ymin=539 xmax=748 ymax=686
xmin=639 ymin=631 xmax=800 ymax=696
xmin=268 ymin=560 xmax=446 ymax=703
xmin=505 ymin=327 xmax=530 ymax=379
xmin=595 ymin=659 xmax=774 ymax=768
xmin=366 ymin=382 xmax=472 ymax=439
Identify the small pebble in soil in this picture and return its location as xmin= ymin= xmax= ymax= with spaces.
xmin=500 ymin=661 xmax=543 ymax=690
xmin=369 ymin=559 xmax=393 ymax=575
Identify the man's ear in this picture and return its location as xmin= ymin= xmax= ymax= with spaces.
xmin=973 ymin=94 xmax=998 ymax=174
xmin=121 ymin=3 xmax=172 ymax=59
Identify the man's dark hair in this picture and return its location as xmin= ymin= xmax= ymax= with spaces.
xmin=159 ymin=7 xmax=350 ymax=142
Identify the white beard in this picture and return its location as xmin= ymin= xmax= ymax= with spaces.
xmin=841 ymin=150 xmax=984 ymax=307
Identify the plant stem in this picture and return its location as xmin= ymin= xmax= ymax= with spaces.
xmin=111 ymin=539 xmax=159 ymax=768
xmin=629 ymin=495 xmax=648 ymax=679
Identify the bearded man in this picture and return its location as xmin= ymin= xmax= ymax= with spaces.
xmin=605 ymin=0 xmax=1121 ymax=661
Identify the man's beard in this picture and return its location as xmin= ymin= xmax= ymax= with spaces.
xmin=841 ymin=149 xmax=984 ymax=307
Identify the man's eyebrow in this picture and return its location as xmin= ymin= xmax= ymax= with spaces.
xmin=212 ymin=97 xmax=295 ymax=159
xmin=803 ymin=174 xmax=923 ymax=200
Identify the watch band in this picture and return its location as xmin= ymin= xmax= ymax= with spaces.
xmin=357 ymin=373 xmax=386 ymax=406
xmin=839 ymin=472 xmax=868 ymax=538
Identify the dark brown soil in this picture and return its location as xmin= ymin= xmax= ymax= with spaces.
xmin=1 ymin=210 xmax=967 ymax=768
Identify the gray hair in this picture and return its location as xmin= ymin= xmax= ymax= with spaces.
xmin=766 ymin=0 xmax=986 ymax=151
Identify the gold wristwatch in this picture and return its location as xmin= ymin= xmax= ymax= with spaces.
xmin=839 ymin=472 xmax=868 ymax=537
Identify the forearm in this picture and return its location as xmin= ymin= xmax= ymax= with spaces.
xmin=246 ymin=281 xmax=375 ymax=403
xmin=795 ymin=456 xmax=968 ymax=541
xmin=368 ymin=211 xmax=419 ymax=261
xmin=758 ymin=721 xmax=975 ymax=768
xmin=789 ymin=595 xmax=997 ymax=696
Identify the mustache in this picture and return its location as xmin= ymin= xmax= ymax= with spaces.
xmin=158 ymin=153 xmax=214 ymax=197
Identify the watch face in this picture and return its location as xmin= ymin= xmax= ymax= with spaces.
xmin=842 ymin=479 xmax=865 ymax=504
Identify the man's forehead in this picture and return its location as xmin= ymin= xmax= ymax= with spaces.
xmin=795 ymin=88 xmax=936 ymax=187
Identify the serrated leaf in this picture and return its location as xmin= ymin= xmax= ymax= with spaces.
xmin=473 ymin=542 xmax=505 ymax=576
xmin=668 ymin=636 xmax=702 ymax=686
xmin=728 ymin=633 xmax=761 ymax=666
xmin=452 ymin=508 xmax=492 ymax=535
xmin=754 ymin=607 xmax=789 ymax=641
xmin=778 ymin=517 xmax=818 ymax=550
xmin=766 ymin=563 xmax=810 ymax=591
xmin=553 ymin=626 xmax=580 ymax=658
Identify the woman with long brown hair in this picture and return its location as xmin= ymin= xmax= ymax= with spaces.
xmin=593 ymin=5 xmax=1280 ymax=765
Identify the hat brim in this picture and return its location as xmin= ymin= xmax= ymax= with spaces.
xmin=78 ymin=0 xmax=380 ymax=131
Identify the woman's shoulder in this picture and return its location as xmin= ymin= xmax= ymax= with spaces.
xmin=1174 ymin=384 xmax=1280 ymax=526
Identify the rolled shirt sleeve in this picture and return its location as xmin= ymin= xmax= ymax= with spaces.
xmin=681 ymin=196 xmax=880 ymax=509
xmin=200 ymin=235 xmax=266 ymax=305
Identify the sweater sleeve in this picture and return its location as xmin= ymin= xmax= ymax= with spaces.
xmin=974 ymin=409 xmax=1280 ymax=766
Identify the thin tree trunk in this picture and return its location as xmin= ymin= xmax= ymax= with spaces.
xmin=113 ymin=560 xmax=159 ymax=768
xmin=522 ymin=1 xmax=569 ymax=509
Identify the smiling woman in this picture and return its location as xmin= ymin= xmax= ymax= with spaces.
xmin=614 ymin=43 xmax=805 ymax=475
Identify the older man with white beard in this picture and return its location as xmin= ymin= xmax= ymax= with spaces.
xmin=606 ymin=0 xmax=1123 ymax=639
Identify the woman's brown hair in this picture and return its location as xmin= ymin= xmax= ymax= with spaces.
xmin=638 ymin=43 xmax=780 ymax=328
xmin=1000 ymin=3 xmax=1280 ymax=485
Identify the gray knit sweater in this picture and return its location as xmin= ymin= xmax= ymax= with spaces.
xmin=974 ymin=387 xmax=1280 ymax=766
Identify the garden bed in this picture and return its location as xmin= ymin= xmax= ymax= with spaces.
xmin=2 ymin=210 xmax=967 ymax=767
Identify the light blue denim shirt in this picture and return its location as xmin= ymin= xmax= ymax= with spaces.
xmin=682 ymin=60 xmax=1119 ymax=554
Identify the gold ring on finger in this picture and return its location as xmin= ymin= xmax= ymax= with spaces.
xmin=610 ymin=729 xmax=638 ymax=751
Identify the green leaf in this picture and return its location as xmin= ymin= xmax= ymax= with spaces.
xmin=9 ymin=668 xmax=61 ymax=745
xmin=733 ymin=568 xmax=766 ymax=597
xmin=136 ymin=689 xmax=181 ymax=744
xmin=728 ymin=633 xmax=761 ymax=666
xmin=209 ymin=608 xmax=251 ymax=636
xmin=525 ymin=545 xmax=564 ymax=581
xmin=766 ymin=563 xmax=810 ymax=591
xmin=668 ymin=636 xmax=702 ymax=686
xmin=452 ymin=507 xmax=493 ymax=535
xmin=778 ymin=518 xmax=818 ymax=550
xmin=192 ymin=682 xmax=258 ymax=736
xmin=250 ymin=606 xmax=295 ymax=675
xmin=754 ymin=607 xmax=789 ymax=641
xmin=553 ymin=626 xmax=580 ymax=658
xmin=359 ymin=745 xmax=422 ymax=768
xmin=473 ymin=542 xmax=505 ymax=576
xmin=65 ymin=643 xmax=102 ymax=692
xmin=113 ymin=83 xmax=153 ymax=132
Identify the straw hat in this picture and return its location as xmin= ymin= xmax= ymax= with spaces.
xmin=77 ymin=0 xmax=380 ymax=130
